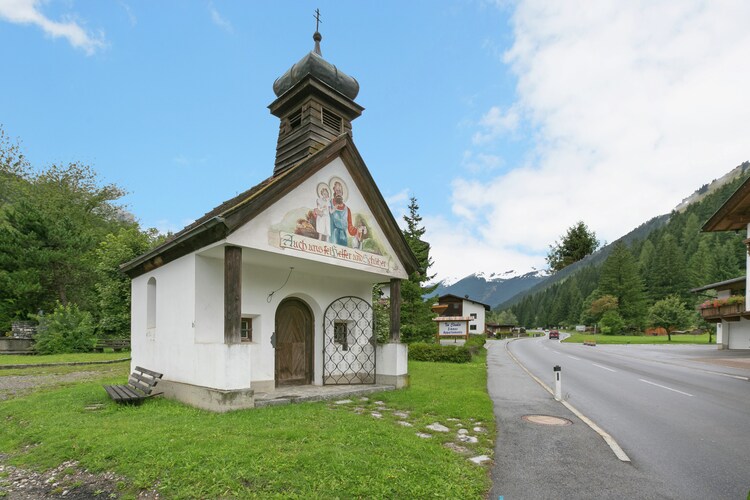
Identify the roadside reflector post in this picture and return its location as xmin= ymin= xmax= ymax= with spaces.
xmin=554 ymin=365 xmax=562 ymax=401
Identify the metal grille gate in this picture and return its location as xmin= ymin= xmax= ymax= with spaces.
xmin=323 ymin=296 xmax=376 ymax=385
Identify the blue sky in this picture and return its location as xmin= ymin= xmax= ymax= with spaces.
xmin=2 ymin=1 xmax=749 ymax=283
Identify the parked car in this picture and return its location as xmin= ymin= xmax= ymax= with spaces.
xmin=549 ymin=330 xmax=560 ymax=340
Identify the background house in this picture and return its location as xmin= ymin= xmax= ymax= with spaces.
xmin=700 ymin=175 xmax=750 ymax=350
xmin=435 ymin=294 xmax=489 ymax=335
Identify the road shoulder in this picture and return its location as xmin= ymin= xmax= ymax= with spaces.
xmin=487 ymin=339 xmax=672 ymax=499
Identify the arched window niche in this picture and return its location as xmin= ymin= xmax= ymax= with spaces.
xmin=146 ymin=277 xmax=156 ymax=330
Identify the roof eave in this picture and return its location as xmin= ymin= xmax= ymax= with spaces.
xmin=702 ymin=176 xmax=750 ymax=232
xmin=120 ymin=217 xmax=228 ymax=278
xmin=689 ymin=276 xmax=746 ymax=293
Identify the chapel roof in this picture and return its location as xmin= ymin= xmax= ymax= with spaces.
xmin=121 ymin=134 xmax=419 ymax=278
xmin=272 ymin=31 xmax=359 ymax=100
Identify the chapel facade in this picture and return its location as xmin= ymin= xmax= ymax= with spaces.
xmin=121 ymin=28 xmax=418 ymax=411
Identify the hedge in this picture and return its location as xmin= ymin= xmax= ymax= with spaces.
xmin=408 ymin=343 xmax=472 ymax=363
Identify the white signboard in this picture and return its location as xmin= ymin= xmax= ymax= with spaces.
xmin=439 ymin=321 xmax=468 ymax=336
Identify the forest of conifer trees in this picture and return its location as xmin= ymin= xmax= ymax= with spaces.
xmin=509 ymin=169 xmax=749 ymax=332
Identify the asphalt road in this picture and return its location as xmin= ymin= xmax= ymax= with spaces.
xmin=508 ymin=336 xmax=750 ymax=499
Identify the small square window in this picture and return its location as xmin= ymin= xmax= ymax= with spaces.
xmin=334 ymin=321 xmax=349 ymax=351
xmin=470 ymin=313 xmax=477 ymax=319
xmin=241 ymin=318 xmax=253 ymax=342
xmin=470 ymin=324 xmax=477 ymax=331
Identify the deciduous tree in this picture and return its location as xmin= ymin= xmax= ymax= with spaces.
xmin=647 ymin=295 xmax=693 ymax=341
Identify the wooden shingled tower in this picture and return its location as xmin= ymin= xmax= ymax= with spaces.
xmin=269 ymin=21 xmax=364 ymax=176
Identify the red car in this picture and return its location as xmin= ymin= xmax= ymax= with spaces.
xmin=549 ymin=330 xmax=560 ymax=340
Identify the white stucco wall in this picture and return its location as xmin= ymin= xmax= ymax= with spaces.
xmin=726 ymin=320 xmax=750 ymax=349
xmin=131 ymin=254 xmax=198 ymax=382
xmin=463 ymin=300 xmax=487 ymax=335
xmin=131 ymin=247 xmax=376 ymax=391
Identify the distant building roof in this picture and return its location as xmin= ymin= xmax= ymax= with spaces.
xmin=438 ymin=294 xmax=491 ymax=311
xmin=690 ymin=276 xmax=745 ymax=293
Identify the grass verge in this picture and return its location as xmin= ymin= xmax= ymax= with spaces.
xmin=563 ymin=333 xmax=713 ymax=345
xmin=0 ymin=349 xmax=493 ymax=498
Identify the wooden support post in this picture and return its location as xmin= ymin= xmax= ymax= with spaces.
xmin=389 ymin=278 xmax=401 ymax=342
xmin=224 ymin=246 xmax=242 ymax=344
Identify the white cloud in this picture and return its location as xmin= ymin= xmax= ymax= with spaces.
xmin=172 ymin=154 xmax=208 ymax=166
xmin=462 ymin=151 xmax=504 ymax=173
xmin=208 ymin=2 xmax=233 ymax=34
xmin=425 ymin=214 xmax=543 ymax=283
xmin=471 ymin=105 xmax=520 ymax=144
xmin=119 ymin=1 xmax=136 ymax=27
xmin=384 ymin=189 xmax=410 ymax=228
xmin=432 ymin=0 xmax=750 ymax=281
xmin=0 ymin=0 xmax=106 ymax=55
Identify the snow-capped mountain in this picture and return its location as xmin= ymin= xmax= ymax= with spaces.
xmin=430 ymin=269 xmax=548 ymax=308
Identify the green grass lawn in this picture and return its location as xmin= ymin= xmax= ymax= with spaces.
xmin=562 ymin=332 xmax=713 ymax=345
xmin=0 ymin=352 xmax=130 ymax=366
xmin=0 ymin=350 xmax=494 ymax=498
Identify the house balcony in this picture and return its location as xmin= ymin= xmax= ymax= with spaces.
xmin=699 ymin=303 xmax=749 ymax=323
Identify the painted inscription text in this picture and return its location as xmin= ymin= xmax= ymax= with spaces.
xmin=280 ymin=232 xmax=390 ymax=270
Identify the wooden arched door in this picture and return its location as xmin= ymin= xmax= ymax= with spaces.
xmin=275 ymin=298 xmax=313 ymax=386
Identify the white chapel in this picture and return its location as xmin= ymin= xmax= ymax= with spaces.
xmin=121 ymin=28 xmax=418 ymax=411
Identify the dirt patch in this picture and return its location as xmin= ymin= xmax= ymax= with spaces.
xmin=691 ymin=357 xmax=750 ymax=370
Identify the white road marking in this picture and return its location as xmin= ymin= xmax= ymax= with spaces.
xmin=567 ymin=355 xmax=581 ymax=360
xmin=716 ymin=372 xmax=750 ymax=381
xmin=592 ymin=363 xmax=616 ymax=372
xmin=505 ymin=340 xmax=631 ymax=463
xmin=639 ymin=379 xmax=694 ymax=397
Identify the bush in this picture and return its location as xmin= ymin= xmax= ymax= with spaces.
xmin=599 ymin=310 xmax=625 ymax=335
xmin=408 ymin=343 xmax=472 ymax=363
xmin=464 ymin=335 xmax=486 ymax=355
xmin=373 ymin=298 xmax=390 ymax=344
xmin=34 ymin=303 xmax=96 ymax=354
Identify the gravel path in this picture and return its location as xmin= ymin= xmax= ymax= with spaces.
xmin=0 ymin=370 xmax=112 ymax=401
xmin=0 ymin=366 xmax=153 ymax=498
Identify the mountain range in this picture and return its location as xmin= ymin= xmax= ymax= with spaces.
xmin=431 ymin=270 xmax=548 ymax=307
xmin=433 ymin=161 xmax=749 ymax=310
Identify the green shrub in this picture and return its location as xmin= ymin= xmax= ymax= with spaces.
xmin=34 ymin=303 xmax=96 ymax=354
xmin=373 ymin=298 xmax=390 ymax=344
xmin=599 ymin=310 xmax=625 ymax=335
xmin=464 ymin=335 xmax=486 ymax=355
xmin=408 ymin=343 xmax=472 ymax=363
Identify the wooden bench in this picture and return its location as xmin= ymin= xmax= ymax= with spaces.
xmin=583 ymin=339 xmax=597 ymax=346
xmin=93 ymin=339 xmax=131 ymax=352
xmin=104 ymin=366 xmax=163 ymax=405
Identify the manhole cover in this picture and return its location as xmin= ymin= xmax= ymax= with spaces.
xmin=522 ymin=415 xmax=572 ymax=426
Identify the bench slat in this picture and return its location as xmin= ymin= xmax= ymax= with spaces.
xmin=105 ymin=384 xmax=144 ymax=402
xmin=128 ymin=378 xmax=153 ymax=394
xmin=134 ymin=366 xmax=163 ymax=379
xmin=104 ymin=366 xmax=163 ymax=405
xmin=129 ymin=371 xmax=159 ymax=387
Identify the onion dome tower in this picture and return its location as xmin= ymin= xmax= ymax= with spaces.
xmin=269 ymin=24 xmax=364 ymax=176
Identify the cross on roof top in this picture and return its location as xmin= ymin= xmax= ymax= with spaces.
xmin=314 ymin=8 xmax=322 ymax=32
